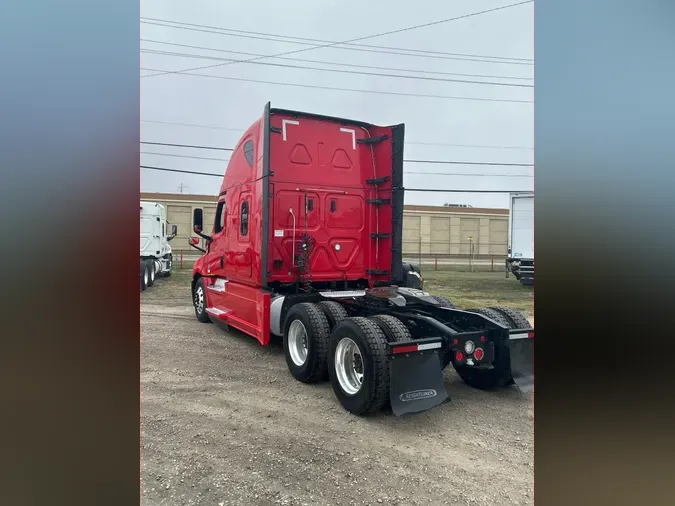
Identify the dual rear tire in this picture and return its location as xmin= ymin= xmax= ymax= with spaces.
xmin=140 ymin=259 xmax=156 ymax=291
xmin=452 ymin=306 xmax=531 ymax=390
xmin=282 ymin=302 xmax=412 ymax=415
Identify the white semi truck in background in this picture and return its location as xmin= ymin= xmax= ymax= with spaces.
xmin=140 ymin=201 xmax=177 ymax=291
xmin=506 ymin=192 xmax=534 ymax=286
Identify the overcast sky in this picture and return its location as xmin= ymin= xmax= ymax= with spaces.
xmin=140 ymin=0 xmax=533 ymax=208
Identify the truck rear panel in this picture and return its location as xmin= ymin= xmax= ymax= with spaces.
xmin=509 ymin=192 xmax=534 ymax=260
xmin=261 ymin=105 xmax=404 ymax=288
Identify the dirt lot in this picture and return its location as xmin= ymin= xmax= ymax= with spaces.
xmin=141 ymin=268 xmax=533 ymax=506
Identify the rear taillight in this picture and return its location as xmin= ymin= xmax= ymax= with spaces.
xmin=480 ymin=335 xmax=486 ymax=343
xmin=474 ymin=348 xmax=484 ymax=361
xmin=452 ymin=338 xmax=459 ymax=346
xmin=528 ymin=331 xmax=534 ymax=338
xmin=455 ymin=351 xmax=464 ymax=363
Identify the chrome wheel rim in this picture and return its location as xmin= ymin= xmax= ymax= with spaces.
xmin=194 ymin=286 xmax=204 ymax=314
xmin=288 ymin=320 xmax=308 ymax=366
xmin=335 ymin=337 xmax=364 ymax=395
xmin=144 ymin=269 xmax=149 ymax=286
xmin=150 ymin=266 xmax=155 ymax=282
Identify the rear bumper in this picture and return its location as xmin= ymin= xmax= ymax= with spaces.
xmin=386 ymin=329 xmax=534 ymax=415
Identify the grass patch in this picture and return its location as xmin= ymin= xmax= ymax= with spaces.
xmin=422 ymin=269 xmax=533 ymax=318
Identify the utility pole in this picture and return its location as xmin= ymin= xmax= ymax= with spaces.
xmin=177 ymin=183 xmax=188 ymax=194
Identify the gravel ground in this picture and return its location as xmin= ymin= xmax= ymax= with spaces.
xmin=141 ymin=276 xmax=533 ymax=506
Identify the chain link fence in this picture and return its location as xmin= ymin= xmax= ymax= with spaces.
xmin=172 ymin=240 xmax=508 ymax=273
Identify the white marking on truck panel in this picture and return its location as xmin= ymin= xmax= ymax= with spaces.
xmin=274 ymin=229 xmax=284 ymax=237
xmin=509 ymin=332 xmax=529 ymax=340
xmin=340 ymin=128 xmax=356 ymax=150
xmin=319 ymin=290 xmax=366 ymax=298
xmin=282 ymin=119 xmax=299 ymax=141
xmin=205 ymin=307 xmax=226 ymax=316
xmin=417 ymin=342 xmax=442 ymax=351
xmin=208 ymin=278 xmax=228 ymax=292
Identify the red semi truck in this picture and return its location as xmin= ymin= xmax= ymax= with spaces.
xmin=189 ymin=103 xmax=533 ymax=416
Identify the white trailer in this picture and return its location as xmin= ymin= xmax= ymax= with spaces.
xmin=140 ymin=201 xmax=177 ymax=291
xmin=506 ymin=192 xmax=534 ymax=286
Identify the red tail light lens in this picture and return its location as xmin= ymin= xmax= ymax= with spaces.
xmin=528 ymin=331 xmax=534 ymax=338
xmin=455 ymin=351 xmax=464 ymax=362
xmin=452 ymin=338 xmax=459 ymax=346
xmin=474 ymin=348 xmax=484 ymax=361
xmin=480 ymin=335 xmax=486 ymax=343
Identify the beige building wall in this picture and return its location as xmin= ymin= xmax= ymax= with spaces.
xmin=403 ymin=205 xmax=509 ymax=258
xmin=140 ymin=194 xmax=510 ymax=258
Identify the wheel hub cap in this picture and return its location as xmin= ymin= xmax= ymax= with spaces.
xmin=288 ymin=320 xmax=308 ymax=366
xmin=195 ymin=286 xmax=204 ymax=314
xmin=335 ymin=337 xmax=364 ymax=395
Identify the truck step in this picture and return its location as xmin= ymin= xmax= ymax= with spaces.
xmin=205 ymin=307 xmax=231 ymax=318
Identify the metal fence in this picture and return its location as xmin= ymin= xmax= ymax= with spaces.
xmin=172 ymin=240 xmax=508 ymax=273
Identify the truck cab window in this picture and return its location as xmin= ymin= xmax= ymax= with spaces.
xmin=240 ymin=201 xmax=249 ymax=236
xmin=244 ymin=140 xmax=254 ymax=167
xmin=214 ymin=200 xmax=226 ymax=233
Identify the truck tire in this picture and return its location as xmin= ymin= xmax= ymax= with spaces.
xmin=328 ymin=317 xmax=390 ymax=415
xmin=145 ymin=259 xmax=155 ymax=287
xmin=141 ymin=262 xmax=149 ymax=291
xmin=283 ymin=303 xmax=330 ymax=384
xmin=317 ymin=301 xmax=348 ymax=330
xmin=192 ymin=277 xmax=211 ymax=323
xmin=453 ymin=307 xmax=513 ymax=390
xmin=466 ymin=307 xmax=511 ymax=328
xmin=430 ymin=295 xmax=455 ymax=308
xmin=488 ymin=306 xmax=531 ymax=329
xmin=369 ymin=314 xmax=411 ymax=343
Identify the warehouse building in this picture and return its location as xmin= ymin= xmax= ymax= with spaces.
xmin=140 ymin=193 xmax=509 ymax=259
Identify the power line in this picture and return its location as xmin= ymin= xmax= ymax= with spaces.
xmin=142 ymin=151 xmax=229 ymax=161
xmin=141 ymin=165 xmax=223 ymax=177
xmin=141 ymin=49 xmax=533 ymax=88
xmin=140 ymin=141 xmax=531 ymax=166
xmin=140 ymin=67 xmax=533 ymax=104
xmin=406 ymin=140 xmax=532 ymax=150
xmin=406 ymin=172 xmax=531 ymax=177
xmin=141 ymin=152 xmax=531 ymax=176
xmin=140 ymin=141 xmax=234 ymax=151
xmin=141 ymin=39 xmax=533 ymax=81
xmin=405 ymin=159 xmax=532 ymax=166
xmin=140 ymin=165 xmax=528 ymax=192
xmin=140 ymin=18 xmax=533 ymax=62
xmin=405 ymin=188 xmax=525 ymax=193
xmin=142 ymin=1 xmax=534 ymax=78
xmin=141 ymin=119 xmax=533 ymax=150
xmin=142 ymin=119 xmax=243 ymax=131
xmin=140 ymin=21 xmax=534 ymax=67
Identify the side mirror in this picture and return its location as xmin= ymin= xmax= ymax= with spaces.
xmin=188 ymin=236 xmax=206 ymax=254
xmin=193 ymin=208 xmax=204 ymax=234
xmin=171 ymin=224 xmax=178 ymax=236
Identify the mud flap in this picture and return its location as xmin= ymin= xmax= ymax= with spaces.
xmin=389 ymin=351 xmax=448 ymax=416
xmin=508 ymin=332 xmax=534 ymax=393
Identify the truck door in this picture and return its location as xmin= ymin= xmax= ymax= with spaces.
xmin=205 ymin=196 xmax=227 ymax=277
